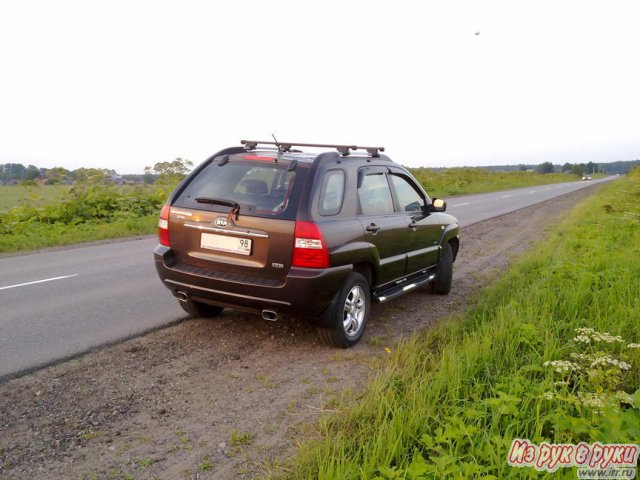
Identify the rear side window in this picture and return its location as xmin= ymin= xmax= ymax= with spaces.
xmin=358 ymin=173 xmax=394 ymax=216
xmin=174 ymin=161 xmax=303 ymax=219
xmin=318 ymin=170 xmax=345 ymax=216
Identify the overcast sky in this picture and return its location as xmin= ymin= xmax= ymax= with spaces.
xmin=1 ymin=0 xmax=639 ymax=173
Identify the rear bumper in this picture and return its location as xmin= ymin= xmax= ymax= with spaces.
xmin=154 ymin=245 xmax=351 ymax=319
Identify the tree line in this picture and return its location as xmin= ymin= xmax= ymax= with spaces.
xmin=0 ymin=163 xmax=122 ymax=185
xmin=487 ymin=159 xmax=640 ymax=175
xmin=0 ymin=158 xmax=197 ymax=186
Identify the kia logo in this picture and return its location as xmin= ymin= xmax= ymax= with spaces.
xmin=215 ymin=217 xmax=229 ymax=227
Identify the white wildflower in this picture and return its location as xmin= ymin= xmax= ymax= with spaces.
xmin=541 ymin=392 xmax=554 ymax=400
xmin=544 ymin=360 xmax=580 ymax=373
xmin=573 ymin=334 xmax=591 ymax=344
xmin=627 ymin=343 xmax=640 ymax=349
xmin=616 ymin=391 xmax=635 ymax=406
xmin=576 ymin=327 xmax=595 ymax=335
xmin=554 ymin=381 xmax=569 ymax=386
xmin=592 ymin=332 xmax=624 ymax=343
xmin=590 ymin=355 xmax=631 ymax=371
xmin=577 ymin=392 xmax=608 ymax=409
xmin=573 ymin=327 xmax=624 ymax=344
xmin=590 ymin=355 xmax=614 ymax=368
xmin=618 ymin=361 xmax=631 ymax=371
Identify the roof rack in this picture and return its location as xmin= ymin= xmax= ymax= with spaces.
xmin=241 ymin=140 xmax=385 ymax=157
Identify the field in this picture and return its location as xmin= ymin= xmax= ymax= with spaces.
xmin=282 ymin=174 xmax=639 ymax=479
xmin=0 ymin=184 xmax=70 ymax=212
xmin=0 ymin=170 xmax=586 ymax=254
xmin=408 ymin=167 xmax=585 ymax=198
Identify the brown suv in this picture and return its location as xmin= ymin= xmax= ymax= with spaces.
xmin=154 ymin=140 xmax=460 ymax=347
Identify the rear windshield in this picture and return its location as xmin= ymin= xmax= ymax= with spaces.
xmin=174 ymin=160 xmax=306 ymax=220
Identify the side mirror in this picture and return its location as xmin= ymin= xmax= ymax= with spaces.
xmin=431 ymin=198 xmax=447 ymax=212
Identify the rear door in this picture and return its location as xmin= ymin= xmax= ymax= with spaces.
xmin=357 ymin=167 xmax=410 ymax=286
xmin=169 ymin=156 xmax=306 ymax=284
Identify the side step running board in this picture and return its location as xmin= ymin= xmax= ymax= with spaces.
xmin=374 ymin=272 xmax=436 ymax=303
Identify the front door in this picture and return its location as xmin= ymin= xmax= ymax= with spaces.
xmin=388 ymin=172 xmax=442 ymax=273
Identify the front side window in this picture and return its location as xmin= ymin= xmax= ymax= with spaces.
xmin=358 ymin=173 xmax=394 ymax=216
xmin=390 ymin=175 xmax=425 ymax=212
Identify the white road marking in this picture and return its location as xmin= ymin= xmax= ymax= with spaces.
xmin=501 ymin=195 xmax=512 ymax=198
xmin=0 ymin=274 xmax=79 ymax=291
xmin=451 ymin=202 xmax=470 ymax=207
xmin=529 ymin=190 xmax=537 ymax=193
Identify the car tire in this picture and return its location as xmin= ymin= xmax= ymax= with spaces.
xmin=429 ymin=242 xmax=453 ymax=295
xmin=178 ymin=299 xmax=224 ymax=318
xmin=317 ymin=272 xmax=371 ymax=348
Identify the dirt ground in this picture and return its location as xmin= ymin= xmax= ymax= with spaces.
xmin=0 ymin=187 xmax=599 ymax=480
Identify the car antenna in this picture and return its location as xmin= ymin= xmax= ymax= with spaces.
xmin=272 ymin=133 xmax=281 ymax=163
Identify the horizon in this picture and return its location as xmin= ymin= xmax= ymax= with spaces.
xmin=1 ymin=1 xmax=639 ymax=172
xmin=3 ymin=157 xmax=638 ymax=177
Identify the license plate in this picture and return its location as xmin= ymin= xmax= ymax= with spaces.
xmin=201 ymin=233 xmax=252 ymax=256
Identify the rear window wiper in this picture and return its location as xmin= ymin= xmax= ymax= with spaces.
xmin=195 ymin=197 xmax=238 ymax=208
xmin=195 ymin=197 xmax=240 ymax=220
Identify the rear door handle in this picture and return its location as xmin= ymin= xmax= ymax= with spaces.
xmin=366 ymin=223 xmax=380 ymax=234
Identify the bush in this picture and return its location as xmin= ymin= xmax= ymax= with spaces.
xmin=0 ymin=184 xmax=166 ymax=252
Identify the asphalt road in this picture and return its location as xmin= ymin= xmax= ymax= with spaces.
xmin=0 ymin=177 xmax=615 ymax=380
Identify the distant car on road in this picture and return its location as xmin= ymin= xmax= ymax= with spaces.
xmin=153 ymin=140 xmax=460 ymax=347
xmin=582 ymin=175 xmax=592 ymax=181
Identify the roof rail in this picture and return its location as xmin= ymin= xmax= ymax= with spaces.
xmin=240 ymin=140 xmax=385 ymax=157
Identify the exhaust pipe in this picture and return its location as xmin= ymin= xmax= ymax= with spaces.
xmin=262 ymin=310 xmax=278 ymax=321
xmin=176 ymin=291 xmax=188 ymax=302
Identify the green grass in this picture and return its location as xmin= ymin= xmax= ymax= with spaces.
xmin=408 ymin=168 xmax=587 ymax=198
xmin=0 ymin=184 xmax=164 ymax=253
xmin=280 ymin=174 xmax=640 ymax=479
xmin=0 ymin=184 xmax=71 ymax=212
xmin=0 ymin=216 xmax=157 ymax=253
xmin=229 ymin=430 xmax=255 ymax=446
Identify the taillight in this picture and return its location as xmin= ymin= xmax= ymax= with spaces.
xmin=159 ymin=204 xmax=171 ymax=247
xmin=291 ymin=221 xmax=329 ymax=268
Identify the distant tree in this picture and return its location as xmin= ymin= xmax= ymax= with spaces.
xmin=561 ymin=162 xmax=573 ymax=173
xmin=571 ymin=164 xmax=584 ymax=176
xmin=518 ymin=164 xmax=528 ymax=172
xmin=1 ymin=163 xmax=26 ymax=181
xmin=45 ymin=167 xmax=71 ymax=184
xmin=144 ymin=158 xmax=193 ymax=187
xmin=25 ymin=165 xmax=40 ymax=181
xmin=142 ymin=171 xmax=156 ymax=185
xmin=74 ymin=168 xmax=109 ymax=184
xmin=536 ymin=162 xmax=554 ymax=174
xmin=584 ymin=162 xmax=597 ymax=175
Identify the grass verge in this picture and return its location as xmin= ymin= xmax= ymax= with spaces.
xmin=0 ymin=216 xmax=157 ymax=253
xmin=0 ymin=184 xmax=164 ymax=253
xmin=280 ymin=174 xmax=640 ymax=479
xmin=408 ymin=168 xmax=589 ymax=198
